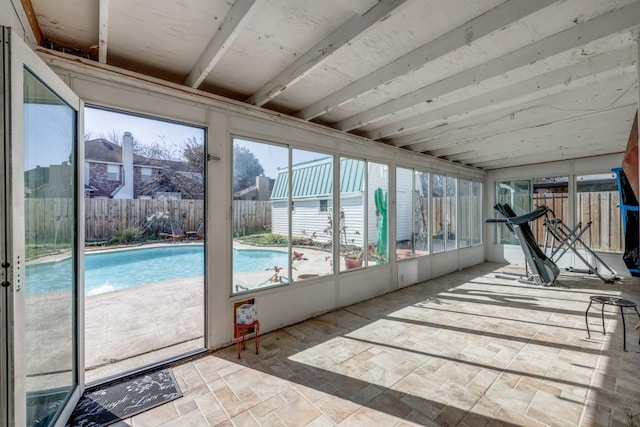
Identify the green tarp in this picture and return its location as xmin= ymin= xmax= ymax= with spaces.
xmin=374 ymin=187 xmax=388 ymax=264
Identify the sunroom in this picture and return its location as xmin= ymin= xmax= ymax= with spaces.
xmin=1 ymin=0 xmax=639 ymax=426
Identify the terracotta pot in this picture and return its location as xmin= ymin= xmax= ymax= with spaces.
xmin=344 ymin=257 xmax=363 ymax=269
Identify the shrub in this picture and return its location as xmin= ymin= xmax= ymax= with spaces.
xmin=110 ymin=227 xmax=143 ymax=245
xmin=142 ymin=211 xmax=173 ymax=236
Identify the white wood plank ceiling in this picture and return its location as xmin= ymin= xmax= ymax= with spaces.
xmin=29 ymin=0 xmax=640 ymax=170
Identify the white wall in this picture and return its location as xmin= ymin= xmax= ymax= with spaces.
xmin=272 ymin=198 xmax=334 ymax=243
xmin=340 ymin=195 xmax=364 ymax=247
xmin=395 ymin=168 xmax=414 ymax=242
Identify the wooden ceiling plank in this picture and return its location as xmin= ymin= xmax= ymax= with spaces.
xmin=245 ymin=0 xmax=410 ymax=107
xmin=295 ymin=0 xmax=560 ymax=121
xmin=432 ymin=105 xmax=635 ymax=161
xmin=398 ymin=73 xmax=636 ymax=152
xmin=472 ymin=143 xmax=627 ymax=169
xmin=98 ymin=0 xmax=109 ymax=63
xmin=367 ymin=47 xmax=635 ymax=142
xmin=405 ymin=82 xmax=637 ymax=154
xmin=184 ymin=0 xmax=259 ymax=89
xmin=446 ymin=122 xmax=633 ymax=167
xmin=334 ymin=1 xmax=640 ymax=132
xmin=393 ymin=65 xmax=637 ymax=150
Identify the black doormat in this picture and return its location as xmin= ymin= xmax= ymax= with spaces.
xmin=66 ymin=368 xmax=182 ymax=427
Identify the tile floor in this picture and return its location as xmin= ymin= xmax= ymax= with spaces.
xmin=116 ymin=263 xmax=640 ymax=426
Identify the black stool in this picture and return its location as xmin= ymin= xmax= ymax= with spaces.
xmin=585 ymin=295 xmax=640 ymax=351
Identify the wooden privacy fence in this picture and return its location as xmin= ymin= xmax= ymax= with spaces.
xmin=25 ymin=194 xmax=622 ymax=251
xmin=232 ymin=200 xmax=272 ymax=235
xmin=84 ymin=198 xmax=205 ymax=240
xmin=532 ymin=192 xmax=622 ymax=252
xmin=25 ymin=198 xmax=74 ymax=244
xmin=430 ymin=198 xmax=454 ymax=234
xmin=26 ymin=198 xmax=271 ymax=242
xmin=25 ymin=198 xmax=205 ymax=242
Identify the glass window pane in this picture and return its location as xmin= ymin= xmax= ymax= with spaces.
xmin=107 ymin=164 xmax=120 ymax=181
xmin=291 ymin=149 xmax=334 ymax=280
xmin=445 ymin=177 xmax=457 ymax=251
xmin=576 ymin=173 xmax=621 ymax=253
xmin=339 ymin=157 xmax=365 ymax=272
xmin=532 ymin=176 xmax=568 ymax=244
xmin=367 ymin=162 xmax=389 ymax=265
xmin=233 ymin=139 xmax=289 ymax=292
xmin=496 ymin=180 xmax=531 ymax=244
xmin=472 ymin=181 xmax=483 ymax=245
xmin=415 ymin=171 xmax=429 ymax=256
xmin=431 ymin=174 xmax=445 ymax=253
xmin=396 ymin=167 xmax=414 ymax=260
xmin=459 ymin=180 xmax=471 ymax=248
xmin=23 ymin=69 xmax=76 ymax=426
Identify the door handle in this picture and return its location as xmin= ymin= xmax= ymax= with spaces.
xmin=1 ymin=261 xmax=10 ymax=287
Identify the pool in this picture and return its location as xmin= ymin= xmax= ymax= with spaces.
xmin=26 ymin=245 xmax=288 ymax=295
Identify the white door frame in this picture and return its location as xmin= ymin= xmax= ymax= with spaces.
xmin=1 ymin=25 xmax=10 ymax=427
xmin=4 ymin=26 xmax=84 ymax=427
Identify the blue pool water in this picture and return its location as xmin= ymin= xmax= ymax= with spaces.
xmin=26 ymin=245 xmax=288 ymax=295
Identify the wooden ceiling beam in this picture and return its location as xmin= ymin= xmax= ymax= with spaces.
xmin=246 ymin=0 xmax=410 ymax=107
xmin=19 ymin=0 xmax=43 ymax=45
xmin=295 ymin=0 xmax=560 ymax=121
xmin=98 ymin=0 xmax=109 ymax=63
xmin=184 ymin=0 xmax=259 ymax=89
xmin=334 ymin=1 xmax=640 ymax=132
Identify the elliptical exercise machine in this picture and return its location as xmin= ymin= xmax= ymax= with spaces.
xmin=542 ymin=208 xmax=620 ymax=283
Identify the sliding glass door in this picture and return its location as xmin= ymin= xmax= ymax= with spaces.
xmin=2 ymin=27 xmax=82 ymax=427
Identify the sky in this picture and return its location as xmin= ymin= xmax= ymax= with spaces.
xmin=85 ymin=108 xmax=321 ymax=177
xmin=233 ymin=138 xmax=331 ymax=179
xmin=24 ymin=103 xmax=75 ymax=170
xmin=84 ymin=107 xmax=205 ymax=154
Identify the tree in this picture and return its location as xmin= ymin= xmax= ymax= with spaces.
xmin=87 ymin=128 xmax=205 ymax=199
xmin=233 ymin=145 xmax=263 ymax=193
xmin=183 ymin=137 xmax=205 ymax=175
xmin=137 ymin=136 xmax=204 ymax=199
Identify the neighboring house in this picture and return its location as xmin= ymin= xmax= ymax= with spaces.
xmin=85 ymin=133 xmax=202 ymax=199
xmin=233 ymin=175 xmax=273 ymax=200
xmin=24 ymin=162 xmax=74 ymax=198
xmin=270 ymin=157 xmax=392 ymax=247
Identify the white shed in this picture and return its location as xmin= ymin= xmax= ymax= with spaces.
xmin=270 ymin=157 xmax=396 ymax=248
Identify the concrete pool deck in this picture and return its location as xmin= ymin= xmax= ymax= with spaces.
xmin=28 ymin=240 xmax=376 ymax=385
xmin=85 ymin=241 xmax=336 ymax=383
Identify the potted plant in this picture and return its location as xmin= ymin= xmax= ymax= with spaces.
xmin=324 ymin=210 xmax=364 ymax=270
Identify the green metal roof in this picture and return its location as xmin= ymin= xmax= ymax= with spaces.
xmin=271 ymin=157 xmax=364 ymax=200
